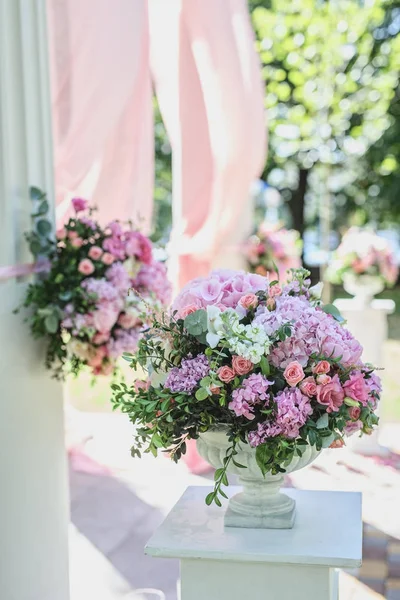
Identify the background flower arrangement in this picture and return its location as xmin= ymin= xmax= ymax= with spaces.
xmin=327 ymin=227 xmax=398 ymax=288
xmin=112 ymin=268 xmax=380 ymax=506
xmin=18 ymin=190 xmax=171 ymax=378
xmin=244 ymin=222 xmax=302 ymax=282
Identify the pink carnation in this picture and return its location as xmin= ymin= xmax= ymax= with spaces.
xmin=343 ymin=371 xmax=369 ymax=406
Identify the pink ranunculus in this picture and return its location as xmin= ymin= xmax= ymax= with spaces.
xmin=343 ymin=371 xmax=369 ymax=406
xmin=118 ymin=312 xmax=140 ymax=330
xmin=93 ymin=306 xmax=119 ymax=333
xmin=68 ymin=230 xmax=78 ymax=239
xmin=56 ymin=228 xmax=66 ymax=239
xmin=300 ymin=376 xmax=317 ymax=397
xmin=313 ymin=360 xmax=330 ymax=375
xmin=316 ymin=374 xmax=331 ymax=386
xmin=180 ymin=304 xmax=200 ymax=318
xmin=316 ymin=374 xmax=344 ymax=413
xmin=88 ymin=246 xmax=103 ymax=260
xmin=232 ymin=356 xmax=253 ymax=376
xmin=101 ymin=252 xmax=115 ymax=265
xmin=72 ymin=197 xmax=88 ymax=212
xmin=71 ymin=237 xmax=83 ymax=248
xmin=217 ymin=366 xmax=236 ymax=384
xmin=349 ymin=406 xmax=361 ymax=420
xmin=78 ymin=259 xmax=95 ymax=275
xmin=266 ymin=297 xmax=276 ymax=311
xmin=283 ymin=361 xmax=305 ymax=386
xmin=269 ymin=284 xmax=282 ymax=298
xmin=330 ymin=439 xmax=345 ymax=449
xmin=239 ymin=293 xmax=258 ymax=310
xmin=93 ymin=332 xmax=110 ymax=345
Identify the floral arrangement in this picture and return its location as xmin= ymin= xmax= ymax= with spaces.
xmin=244 ymin=222 xmax=302 ymax=281
xmin=327 ymin=227 xmax=398 ymax=287
xmin=18 ymin=191 xmax=171 ymax=378
xmin=112 ymin=268 xmax=380 ymax=506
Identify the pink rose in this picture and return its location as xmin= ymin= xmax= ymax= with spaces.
xmin=269 ymin=284 xmax=282 ymax=298
xmin=330 ymin=439 xmax=345 ymax=449
xmin=239 ymin=293 xmax=258 ymax=310
xmin=87 ymin=345 xmax=108 ymax=368
xmin=68 ymin=230 xmax=78 ymax=239
xmin=349 ymin=406 xmax=361 ymax=420
xmin=56 ymin=228 xmax=66 ymax=239
xmin=266 ymin=297 xmax=276 ymax=311
xmin=93 ymin=306 xmax=119 ymax=333
xmin=283 ymin=361 xmax=305 ymax=386
xmin=316 ymin=374 xmax=344 ymax=413
xmin=78 ymin=259 xmax=95 ymax=275
xmin=343 ymin=371 xmax=369 ymax=406
xmin=102 ymin=252 xmax=115 ymax=265
xmin=313 ymin=360 xmax=330 ymax=375
xmin=180 ymin=304 xmax=200 ymax=318
xmin=71 ymin=237 xmax=83 ymax=248
xmin=232 ymin=356 xmax=253 ymax=376
xmin=210 ymin=385 xmax=221 ymax=395
xmin=118 ymin=312 xmax=140 ymax=330
xmin=300 ymin=376 xmax=317 ymax=397
xmin=316 ymin=374 xmax=331 ymax=386
xmin=93 ymin=332 xmax=110 ymax=345
xmin=94 ymin=362 xmax=114 ymax=376
xmin=217 ymin=366 xmax=236 ymax=384
xmin=135 ymin=380 xmax=150 ymax=393
xmin=88 ymin=246 xmax=103 ymax=260
xmin=344 ymin=420 xmax=363 ymax=437
xmin=72 ymin=197 xmax=88 ymax=212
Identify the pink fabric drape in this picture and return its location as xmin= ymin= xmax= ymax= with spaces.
xmin=150 ymin=0 xmax=267 ymax=289
xmin=47 ymin=0 xmax=153 ymax=230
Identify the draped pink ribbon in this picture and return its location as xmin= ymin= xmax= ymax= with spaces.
xmin=0 ymin=261 xmax=50 ymax=281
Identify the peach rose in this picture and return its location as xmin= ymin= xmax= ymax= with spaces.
xmin=134 ymin=380 xmax=150 ymax=393
xmin=313 ymin=360 xmax=330 ymax=375
xmin=330 ymin=439 xmax=345 ymax=449
xmin=180 ymin=304 xmax=200 ymax=318
xmin=101 ymin=252 xmax=115 ymax=265
xmin=316 ymin=374 xmax=331 ymax=386
xmin=239 ymin=293 xmax=258 ymax=310
xmin=255 ymin=266 xmax=268 ymax=276
xmin=68 ymin=230 xmax=78 ymax=239
xmin=217 ymin=366 xmax=236 ymax=384
xmin=93 ymin=332 xmax=110 ymax=345
xmin=266 ymin=297 xmax=276 ymax=311
xmin=71 ymin=237 xmax=83 ymax=248
xmin=56 ymin=228 xmax=66 ymax=239
xmin=300 ymin=376 xmax=317 ymax=397
xmin=269 ymin=284 xmax=282 ymax=298
xmin=232 ymin=356 xmax=253 ymax=376
xmin=348 ymin=406 xmax=361 ymax=420
xmin=118 ymin=312 xmax=140 ymax=329
xmin=283 ymin=361 xmax=305 ymax=386
xmin=210 ymin=384 xmax=221 ymax=395
xmin=88 ymin=246 xmax=103 ymax=260
xmin=78 ymin=258 xmax=95 ymax=275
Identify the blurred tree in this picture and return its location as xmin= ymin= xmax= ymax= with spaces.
xmin=251 ymin=0 xmax=400 ymax=234
xmin=152 ymin=98 xmax=172 ymax=243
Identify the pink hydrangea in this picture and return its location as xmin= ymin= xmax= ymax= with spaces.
xmin=172 ymin=270 xmax=268 ymax=312
xmin=228 ymin=374 xmax=273 ymax=420
xmin=132 ymin=261 xmax=172 ymax=305
xmin=106 ymin=263 xmax=131 ymax=295
xmin=125 ymin=231 xmax=153 ymax=264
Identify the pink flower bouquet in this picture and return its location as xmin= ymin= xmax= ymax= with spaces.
xmin=327 ymin=227 xmax=398 ymax=287
xmin=112 ymin=268 xmax=380 ymax=506
xmin=244 ymin=222 xmax=302 ymax=282
xmin=19 ymin=195 xmax=171 ymax=378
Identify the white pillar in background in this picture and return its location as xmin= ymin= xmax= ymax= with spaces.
xmin=0 ymin=2 xmax=70 ymax=599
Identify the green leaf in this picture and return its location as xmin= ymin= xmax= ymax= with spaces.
xmin=321 ymin=304 xmax=345 ymax=324
xmin=321 ymin=433 xmax=336 ymax=448
xmin=183 ymin=309 xmax=208 ymax=336
xmin=316 ymin=413 xmax=329 ymax=429
xmin=205 ymin=492 xmax=214 ymax=506
xmin=36 ymin=200 xmax=49 ymax=216
xmin=29 ymin=240 xmax=42 ymax=255
xmin=308 ymin=429 xmax=317 ymax=446
xmin=44 ymin=314 xmax=59 ymax=334
xmin=200 ymin=376 xmax=212 ymax=388
xmin=195 ymin=387 xmax=209 ymax=401
xmin=260 ymin=355 xmax=270 ymax=376
xmin=232 ymin=458 xmax=247 ymax=468
xmin=59 ymin=291 xmax=72 ymax=302
xmin=344 ymin=397 xmax=359 ymax=407
xmin=255 ymin=444 xmax=269 ymax=476
xmin=30 ymin=186 xmax=44 ymax=200
xmin=36 ymin=219 xmax=52 ymax=236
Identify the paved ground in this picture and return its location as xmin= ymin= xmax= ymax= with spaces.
xmin=68 ymin=412 xmax=400 ymax=600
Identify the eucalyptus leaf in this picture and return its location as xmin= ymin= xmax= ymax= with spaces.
xmin=30 ymin=186 xmax=44 ymax=200
xmin=44 ymin=314 xmax=59 ymax=334
xmin=321 ymin=304 xmax=345 ymax=324
xmin=195 ymin=387 xmax=209 ymax=401
xmin=184 ymin=309 xmax=208 ymax=336
xmin=316 ymin=413 xmax=329 ymax=429
xmin=36 ymin=219 xmax=52 ymax=236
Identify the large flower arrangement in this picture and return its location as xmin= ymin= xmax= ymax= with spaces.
xmin=19 ymin=195 xmax=171 ymax=378
xmin=327 ymin=227 xmax=398 ymax=287
xmin=112 ymin=268 xmax=380 ymax=506
xmin=244 ymin=223 xmax=302 ymax=281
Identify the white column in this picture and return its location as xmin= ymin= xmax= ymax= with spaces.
xmin=145 ymin=486 xmax=362 ymax=600
xmin=0 ymin=2 xmax=70 ymax=599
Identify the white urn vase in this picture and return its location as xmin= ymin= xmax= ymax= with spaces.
xmin=343 ymin=273 xmax=384 ymax=306
xmin=197 ymin=430 xmax=320 ymax=530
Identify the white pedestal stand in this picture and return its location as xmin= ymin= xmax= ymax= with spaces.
xmin=334 ymin=298 xmax=395 ymax=456
xmin=146 ymin=486 xmax=362 ymax=600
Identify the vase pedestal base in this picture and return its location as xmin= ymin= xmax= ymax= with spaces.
xmin=145 ymin=486 xmax=362 ymax=600
xmin=225 ymin=490 xmax=296 ymax=529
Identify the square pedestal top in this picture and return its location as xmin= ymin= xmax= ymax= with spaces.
xmin=145 ymin=486 xmax=362 ymax=568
